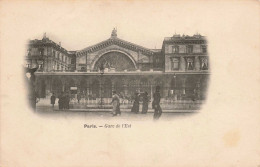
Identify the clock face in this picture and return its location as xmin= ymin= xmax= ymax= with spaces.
xmin=94 ymin=52 xmax=136 ymax=71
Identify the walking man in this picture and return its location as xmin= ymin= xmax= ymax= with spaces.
xmin=131 ymin=92 xmax=140 ymax=113
xmin=58 ymin=92 xmax=64 ymax=110
xmin=50 ymin=93 xmax=56 ymax=109
xmin=142 ymin=92 xmax=149 ymax=114
xmin=111 ymin=91 xmax=120 ymax=116
xmin=153 ymin=86 xmax=162 ymax=120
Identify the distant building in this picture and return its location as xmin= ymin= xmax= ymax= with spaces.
xmin=162 ymin=33 xmax=209 ymax=99
xmin=25 ymin=34 xmax=74 ymax=72
xmin=26 ymin=29 xmax=209 ymax=102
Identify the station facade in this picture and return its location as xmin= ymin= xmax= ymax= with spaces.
xmin=26 ymin=29 xmax=209 ymax=103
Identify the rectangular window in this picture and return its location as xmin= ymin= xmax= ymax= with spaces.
xmin=38 ymin=48 xmax=44 ymax=56
xmin=201 ymin=45 xmax=207 ymax=53
xmin=187 ymin=58 xmax=194 ymax=70
xmin=187 ymin=45 xmax=193 ymax=53
xmin=171 ymin=58 xmax=179 ymax=70
xmin=201 ymin=58 xmax=208 ymax=70
xmin=173 ymin=62 xmax=179 ymax=69
xmin=172 ymin=46 xmax=179 ymax=53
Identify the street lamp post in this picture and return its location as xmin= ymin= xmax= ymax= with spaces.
xmin=99 ymin=63 xmax=105 ymax=108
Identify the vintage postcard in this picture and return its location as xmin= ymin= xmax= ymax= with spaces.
xmin=0 ymin=0 xmax=259 ymax=166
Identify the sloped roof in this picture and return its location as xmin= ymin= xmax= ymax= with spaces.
xmin=28 ymin=37 xmax=69 ymax=54
xmin=150 ymin=49 xmax=162 ymax=53
xmin=77 ymin=37 xmax=154 ymax=56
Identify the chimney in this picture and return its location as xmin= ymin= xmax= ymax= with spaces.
xmin=43 ymin=32 xmax=46 ymax=39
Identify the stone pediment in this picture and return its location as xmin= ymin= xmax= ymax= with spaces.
xmin=77 ymin=37 xmax=154 ymax=56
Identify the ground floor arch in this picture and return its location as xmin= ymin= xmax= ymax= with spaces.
xmin=36 ymin=73 xmax=209 ymax=101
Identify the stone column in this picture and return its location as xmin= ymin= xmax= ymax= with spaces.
xmin=181 ymin=77 xmax=186 ymax=96
xmin=195 ymin=56 xmax=200 ymax=71
xmin=164 ymin=56 xmax=169 ymax=72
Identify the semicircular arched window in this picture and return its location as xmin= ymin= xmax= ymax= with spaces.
xmin=94 ymin=52 xmax=136 ymax=72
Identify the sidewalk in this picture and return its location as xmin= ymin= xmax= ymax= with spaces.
xmin=37 ymin=98 xmax=202 ymax=113
xmin=68 ymin=108 xmax=197 ymax=113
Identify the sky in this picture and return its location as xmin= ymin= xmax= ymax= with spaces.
xmin=0 ymin=0 xmax=214 ymax=51
xmin=1 ymin=1 xmax=260 ymax=166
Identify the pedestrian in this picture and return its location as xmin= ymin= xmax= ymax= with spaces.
xmin=65 ymin=92 xmax=70 ymax=109
xmin=153 ymin=86 xmax=162 ymax=120
xmin=50 ymin=93 xmax=56 ymax=109
xmin=116 ymin=99 xmax=121 ymax=116
xmin=116 ymin=92 xmax=121 ymax=116
xmin=142 ymin=91 xmax=149 ymax=114
xmin=192 ymin=89 xmax=198 ymax=101
xmin=131 ymin=92 xmax=140 ymax=113
xmin=58 ymin=92 xmax=64 ymax=110
xmin=111 ymin=91 xmax=120 ymax=116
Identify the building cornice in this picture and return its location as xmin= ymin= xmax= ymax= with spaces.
xmin=77 ymin=37 xmax=154 ymax=56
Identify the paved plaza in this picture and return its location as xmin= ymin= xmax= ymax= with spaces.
xmin=35 ymin=97 xmax=199 ymax=121
xmin=36 ymin=105 xmax=197 ymax=121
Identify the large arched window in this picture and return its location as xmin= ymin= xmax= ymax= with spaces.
xmin=94 ymin=52 xmax=136 ymax=71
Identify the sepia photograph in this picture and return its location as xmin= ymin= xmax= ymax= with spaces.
xmin=25 ymin=29 xmax=209 ymax=120
xmin=1 ymin=0 xmax=259 ymax=167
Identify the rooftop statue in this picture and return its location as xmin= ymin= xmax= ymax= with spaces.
xmin=111 ymin=28 xmax=117 ymax=37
